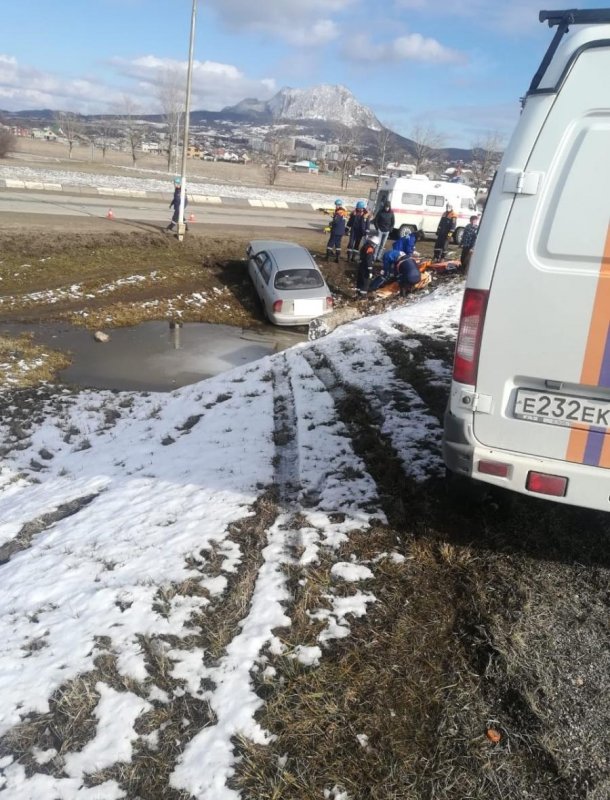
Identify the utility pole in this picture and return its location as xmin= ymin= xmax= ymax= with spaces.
xmin=177 ymin=0 xmax=197 ymax=242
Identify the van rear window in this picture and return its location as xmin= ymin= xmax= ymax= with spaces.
xmin=401 ymin=192 xmax=423 ymax=205
xmin=426 ymin=195 xmax=445 ymax=207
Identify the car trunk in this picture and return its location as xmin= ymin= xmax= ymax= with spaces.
xmin=473 ymin=42 xmax=610 ymax=469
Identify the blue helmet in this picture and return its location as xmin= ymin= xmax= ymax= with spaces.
xmin=334 ymin=198 xmax=343 ymax=206
xmin=356 ymin=200 xmax=366 ymax=209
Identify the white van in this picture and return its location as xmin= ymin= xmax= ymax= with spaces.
xmin=443 ymin=9 xmax=610 ymax=512
xmin=372 ymin=176 xmax=477 ymax=244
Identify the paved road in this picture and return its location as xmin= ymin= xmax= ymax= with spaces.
xmin=0 ymin=190 xmax=323 ymax=230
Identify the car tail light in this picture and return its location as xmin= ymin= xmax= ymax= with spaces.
xmin=273 ymin=300 xmax=283 ymax=313
xmin=477 ymin=460 xmax=510 ymax=478
xmin=526 ymin=471 xmax=568 ymax=497
xmin=326 ymin=296 xmax=334 ymax=309
xmin=453 ymin=289 xmax=489 ymax=385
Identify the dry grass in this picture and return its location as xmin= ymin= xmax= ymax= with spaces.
xmin=0 ymin=333 xmax=71 ymax=387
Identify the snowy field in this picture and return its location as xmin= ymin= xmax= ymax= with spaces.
xmin=0 ymin=285 xmax=462 ymax=798
xmin=0 ymin=164 xmax=345 ymax=208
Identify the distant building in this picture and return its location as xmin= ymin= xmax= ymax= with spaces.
xmin=293 ymin=160 xmax=319 ymax=174
xmin=387 ymin=162 xmax=415 ymax=177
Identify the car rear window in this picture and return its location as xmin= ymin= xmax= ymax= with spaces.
xmin=274 ymin=269 xmax=324 ymax=290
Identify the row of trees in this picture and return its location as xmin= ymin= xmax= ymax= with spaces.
xmin=264 ymin=123 xmax=504 ymax=193
xmin=50 ymin=72 xmax=185 ymax=169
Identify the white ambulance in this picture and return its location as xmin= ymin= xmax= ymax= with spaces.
xmin=372 ymin=176 xmax=477 ymax=244
xmin=443 ymin=9 xmax=610 ymax=511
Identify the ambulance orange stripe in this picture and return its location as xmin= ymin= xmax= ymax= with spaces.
xmin=566 ymin=427 xmax=589 ymax=463
xmin=599 ymin=429 xmax=610 ymax=468
xmin=565 ymin=224 xmax=610 ymax=464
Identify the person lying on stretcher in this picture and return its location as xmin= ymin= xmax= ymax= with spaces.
xmin=370 ymin=250 xmax=430 ymax=295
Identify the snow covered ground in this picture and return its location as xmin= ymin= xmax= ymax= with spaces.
xmin=0 ymin=284 xmax=462 ymax=798
xmin=0 ymin=164 xmax=347 ymax=208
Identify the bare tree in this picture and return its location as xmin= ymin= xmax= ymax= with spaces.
xmin=55 ymin=111 xmax=83 ymax=159
xmin=410 ymin=123 xmax=446 ymax=175
xmin=94 ymin=117 xmax=116 ymax=160
xmin=0 ymin=128 xmax=16 ymax=158
xmin=338 ymin=131 xmax=361 ymax=190
xmin=158 ymin=69 xmax=184 ymax=172
xmin=376 ymin=127 xmax=392 ymax=177
xmin=120 ymin=97 xmax=143 ymax=166
xmin=264 ymin=131 xmax=290 ymax=186
xmin=470 ymin=131 xmax=504 ymax=195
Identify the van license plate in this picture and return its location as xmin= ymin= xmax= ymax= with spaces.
xmin=514 ymin=389 xmax=610 ymax=429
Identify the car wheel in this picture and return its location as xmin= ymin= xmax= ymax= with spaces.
xmin=453 ymin=227 xmax=464 ymax=246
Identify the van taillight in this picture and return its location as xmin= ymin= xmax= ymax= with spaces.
xmin=273 ymin=300 xmax=283 ymax=313
xmin=526 ymin=471 xmax=568 ymax=497
xmin=453 ymin=289 xmax=489 ymax=385
xmin=326 ymin=296 xmax=334 ymax=309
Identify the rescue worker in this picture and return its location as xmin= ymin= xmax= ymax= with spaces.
xmin=326 ymin=198 xmax=348 ymax=262
xmin=433 ymin=203 xmax=457 ymax=261
xmin=460 ymin=214 xmax=480 ymax=272
xmin=167 ymin=177 xmax=188 ymax=233
xmin=382 ymin=248 xmax=405 ymax=280
xmin=393 ymin=229 xmax=417 ymax=257
xmin=346 ymin=200 xmax=370 ymax=262
xmin=373 ymin=200 xmax=395 ymax=261
xmin=357 ymin=233 xmax=380 ymax=295
xmin=396 ymin=254 xmax=425 ymax=297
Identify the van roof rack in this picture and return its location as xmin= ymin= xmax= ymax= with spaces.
xmin=540 ymin=8 xmax=610 ymax=27
xmin=528 ymin=8 xmax=610 ymax=94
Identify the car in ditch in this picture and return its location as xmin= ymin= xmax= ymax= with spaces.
xmin=246 ymin=240 xmax=333 ymax=326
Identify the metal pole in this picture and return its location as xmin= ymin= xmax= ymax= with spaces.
xmin=177 ymin=0 xmax=197 ymax=242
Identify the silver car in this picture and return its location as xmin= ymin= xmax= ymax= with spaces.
xmin=246 ymin=240 xmax=334 ymax=326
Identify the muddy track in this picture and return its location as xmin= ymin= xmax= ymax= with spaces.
xmin=272 ymin=355 xmax=300 ymax=506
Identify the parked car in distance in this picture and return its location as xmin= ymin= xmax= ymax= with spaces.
xmin=246 ymin=240 xmax=333 ymax=326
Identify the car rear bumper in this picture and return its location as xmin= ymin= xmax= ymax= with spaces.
xmin=270 ymin=311 xmax=329 ymax=327
xmin=443 ymin=407 xmax=610 ymax=512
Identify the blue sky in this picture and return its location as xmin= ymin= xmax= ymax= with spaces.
xmin=1 ymin=1 xmax=608 ymax=147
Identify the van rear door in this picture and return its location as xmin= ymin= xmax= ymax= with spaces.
xmin=473 ymin=40 xmax=610 ymax=468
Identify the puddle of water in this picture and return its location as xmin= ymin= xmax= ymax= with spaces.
xmin=0 ymin=321 xmax=306 ymax=392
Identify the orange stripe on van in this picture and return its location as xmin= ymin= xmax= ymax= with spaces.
xmin=566 ymin=427 xmax=589 ymax=463
xmin=599 ymin=433 xmax=610 ymax=468
xmin=565 ymin=224 xmax=610 ymax=465
xmin=580 ymin=225 xmax=610 ymax=385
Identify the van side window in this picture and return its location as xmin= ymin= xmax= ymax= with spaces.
xmin=461 ymin=198 xmax=476 ymax=210
xmin=401 ymin=192 xmax=423 ymax=205
xmin=426 ymin=195 xmax=445 ymax=207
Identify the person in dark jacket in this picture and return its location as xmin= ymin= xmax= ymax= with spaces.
xmin=373 ymin=201 xmax=395 ymax=261
xmin=460 ymin=215 xmax=479 ymax=271
xmin=433 ymin=204 xmax=457 ymax=261
xmin=357 ymin=234 xmax=379 ymax=295
xmin=346 ymin=200 xmax=370 ymax=262
xmin=326 ymin=199 xmax=348 ymax=262
xmin=167 ymin=178 xmax=188 ymax=232
xmin=396 ymin=254 xmax=424 ymax=297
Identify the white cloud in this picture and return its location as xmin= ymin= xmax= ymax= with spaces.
xmin=344 ymin=34 xmax=464 ymax=64
xmin=112 ymin=56 xmax=277 ymax=111
xmin=393 ymin=0 xmax=549 ymax=33
xmin=207 ymin=0 xmax=354 ymax=44
xmin=0 ymin=54 xmax=276 ymax=113
xmin=0 ymin=55 xmax=123 ymax=112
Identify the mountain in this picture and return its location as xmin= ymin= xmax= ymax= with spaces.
xmin=222 ymin=84 xmax=382 ymax=130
